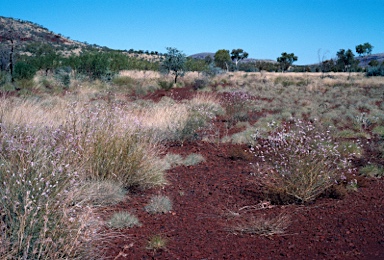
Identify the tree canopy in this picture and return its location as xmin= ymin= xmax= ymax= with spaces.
xmin=336 ymin=49 xmax=358 ymax=72
xmin=160 ymin=47 xmax=187 ymax=84
xmin=277 ymin=52 xmax=298 ymax=72
xmin=230 ymin=49 xmax=248 ymax=70
xmin=214 ymin=49 xmax=231 ymax=71
xmin=356 ymin=42 xmax=373 ymax=56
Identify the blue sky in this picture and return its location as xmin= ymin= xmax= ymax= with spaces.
xmin=1 ymin=0 xmax=383 ymax=64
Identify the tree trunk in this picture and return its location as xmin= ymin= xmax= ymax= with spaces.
xmin=10 ymin=39 xmax=14 ymax=82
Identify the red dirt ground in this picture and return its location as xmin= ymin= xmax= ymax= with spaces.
xmin=100 ymin=87 xmax=384 ymax=259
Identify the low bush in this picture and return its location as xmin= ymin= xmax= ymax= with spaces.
xmin=144 ymin=195 xmax=173 ymax=214
xmin=146 ymin=234 xmax=167 ymax=251
xmin=157 ymin=80 xmax=174 ymax=91
xmin=359 ymin=164 xmax=384 ymax=178
xmin=366 ymin=65 xmax=384 ymax=76
xmin=71 ymin=180 xmax=127 ymax=206
xmin=107 ymin=212 xmax=141 ymax=229
xmin=82 ymin=127 xmax=167 ymax=189
xmin=250 ymin=119 xmax=356 ymax=204
xmin=182 ymin=153 xmax=205 ymax=166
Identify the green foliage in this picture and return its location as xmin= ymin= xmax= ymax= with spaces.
xmin=112 ymin=76 xmax=136 ymax=87
xmin=277 ymin=52 xmax=298 ymax=72
xmin=368 ymin=60 xmax=379 ymax=67
xmin=185 ymin=57 xmax=209 ymax=73
xmin=356 ymin=42 xmax=373 ymax=56
xmin=146 ymin=235 xmax=167 ymax=251
xmin=372 ymin=125 xmax=384 ymax=138
xmin=157 ymin=80 xmax=174 ymax=91
xmin=214 ymin=49 xmax=231 ymax=71
xmin=107 ymin=212 xmax=141 ymax=229
xmin=366 ymin=65 xmax=384 ymax=76
xmin=336 ymin=49 xmax=359 ymax=72
xmin=359 ymin=164 xmax=384 ymax=178
xmin=13 ymin=61 xmax=37 ymax=80
xmin=231 ymin=49 xmax=249 ymax=70
xmin=144 ymin=195 xmax=173 ymax=214
xmin=160 ymin=47 xmax=187 ymax=83
xmin=254 ymin=60 xmax=279 ymax=72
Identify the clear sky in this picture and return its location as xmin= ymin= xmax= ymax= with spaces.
xmin=1 ymin=0 xmax=383 ymax=65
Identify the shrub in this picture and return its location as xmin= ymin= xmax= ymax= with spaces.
xmin=83 ymin=128 xmax=167 ymax=189
xmin=359 ymin=164 xmax=384 ymax=178
xmin=250 ymin=119 xmax=354 ymax=204
xmin=107 ymin=212 xmax=141 ymax=229
xmin=157 ymin=80 xmax=174 ymax=91
xmin=372 ymin=125 xmax=384 ymax=138
xmin=55 ymin=66 xmax=71 ymax=88
xmin=144 ymin=195 xmax=172 ymax=214
xmin=71 ymin=180 xmax=127 ymax=206
xmin=13 ymin=61 xmax=37 ymax=80
xmin=0 ymin=125 xmax=83 ymax=259
xmin=146 ymin=235 xmax=167 ymax=251
xmin=366 ymin=65 xmax=384 ymax=76
xmin=112 ymin=76 xmax=136 ymax=87
xmin=182 ymin=153 xmax=205 ymax=166
xmin=223 ymin=90 xmax=251 ymax=126
xmin=163 ymin=153 xmax=184 ymax=170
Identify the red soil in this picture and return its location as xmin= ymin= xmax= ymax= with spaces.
xmin=101 ymin=87 xmax=384 ymax=259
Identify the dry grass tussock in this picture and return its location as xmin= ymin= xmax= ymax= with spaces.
xmin=0 ymin=95 xmax=167 ymax=258
xmin=119 ymin=70 xmax=200 ymax=81
xmin=225 ymin=71 xmax=384 ymax=89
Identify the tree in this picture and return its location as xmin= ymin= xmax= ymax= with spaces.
xmin=356 ymin=42 xmax=373 ymax=56
xmin=336 ymin=49 xmax=358 ymax=72
xmin=214 ymin=49 xmax=231 ymax=71
xmin=160 ymin=47 xmax=187 ymax=84
xmin=230 ymin=49 xmax=248 ymax=70
xmin=277 ymin=52 xmax=298 ymax=72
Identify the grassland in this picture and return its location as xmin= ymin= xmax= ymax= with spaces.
xmin=0 ymin=71 xmax=383 ymax=259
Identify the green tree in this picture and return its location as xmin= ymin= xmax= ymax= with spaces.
xmin=160 ymin=47 xmax=187 ymax=84
xmin=230 ymin=49 xmax=248 ymax=70
xmin=277 ymin=52 xmax=298 ymax=72
xmin=356 ymin=42 xmax=373 ymax=56
xmin=336 ymin=49 xmax=358 ymax=72
xmin=214 ymin=49 xmax=231 ymax=71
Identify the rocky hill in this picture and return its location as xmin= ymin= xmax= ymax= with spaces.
xmin=0 ymin=16 xmax=86 ymax=55
xmin=356 ymin=53 xmax=384 ymax=67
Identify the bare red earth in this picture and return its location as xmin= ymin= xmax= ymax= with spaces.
xmin=100 ymin=87 xmax=384 ymax=259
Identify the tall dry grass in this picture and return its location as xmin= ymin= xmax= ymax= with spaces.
xmin=0 ymin=93 xmax=168 ymax=258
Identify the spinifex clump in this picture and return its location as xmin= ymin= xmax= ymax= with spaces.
xmin=251 ymin=119 xmax=356 ymax=204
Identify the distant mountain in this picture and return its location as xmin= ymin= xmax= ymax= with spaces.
xmin=189 ymin=52 xmax=215 ymax=60
xmin=356 ymin=53 xmax=384 ymax=67
xmin=0 ymin=16 xmax=86 ymax=55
